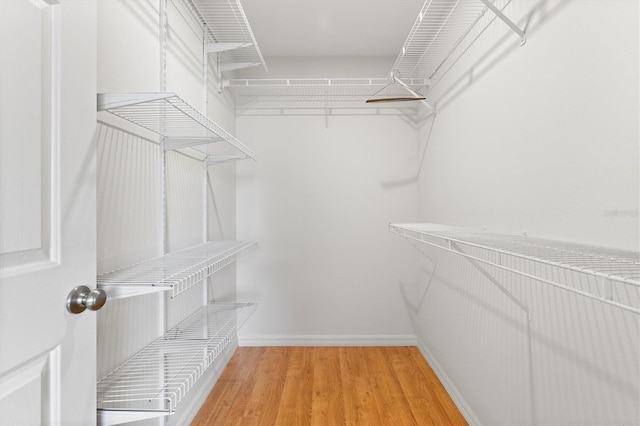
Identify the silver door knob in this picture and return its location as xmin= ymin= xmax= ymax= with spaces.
xmin=66 ymin=286 xmax=107 ymax=314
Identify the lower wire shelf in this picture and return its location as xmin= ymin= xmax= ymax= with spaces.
xmin=97 ymin=302 xmax=257 ymax=426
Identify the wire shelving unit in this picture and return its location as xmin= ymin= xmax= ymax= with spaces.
xmin=226 ymin=77 xmax=430 ymax=115
xmin=222 ymin=0 xmax=526 ymax=116
xmin=98 ymin=241 xmax=256 ymax=300
xmin=185 ymin=0 xmax=266 ymax=74
xmin=390 ymin=223 xmax=640 ymax=314
xmin=391 ymin=0 xmax=525 ymax=80
xmin=97 ymin=302 xmax=257 ymax=426
xmin=97 ymin=93 xmax=257 ymax=161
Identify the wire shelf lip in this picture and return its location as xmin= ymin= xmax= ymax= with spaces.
xmin=97 ymin=93 xmax=174 ymax=111
xmin=221 ymin=62 xmax=262 ymax=72
xmin=96 ymin=92 xmax=257 ymax=160
xmin=97 ymin=302 xmax=257 ymax=417
xmin=390 ymin=223 xmax=640 ymax=314
xmin=226 ymin=78 xmax=430 ymax=88
xmin=205 ymin=42 xmax=254 ymax=54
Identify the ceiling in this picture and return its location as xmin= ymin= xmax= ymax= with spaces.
xmin=240 ymin=0 xmax=425 ymax=58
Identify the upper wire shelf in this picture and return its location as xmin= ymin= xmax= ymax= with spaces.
xmin=98 ymin=240 xmax=256 ymax=300
xmin=97 ymin=93 xmax=257 ymax=160
xmin=392 ymin=0 xmax=523 ymax=81
xmin=185 ymin=0 xmax=267 ymax=73
xmin=97 ymin=302 xmax=257 ymax=426
xmin=226 ymin=78 xmax=429 ymax=115
xmin=390 ymin=223 xmax=640 ymax=314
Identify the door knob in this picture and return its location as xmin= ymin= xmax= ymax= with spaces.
xmin=66 ymin=286 xmax=107 ymax=314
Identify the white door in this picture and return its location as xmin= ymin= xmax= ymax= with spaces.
xmin=0 ymin=1 xmax=98 ymax=424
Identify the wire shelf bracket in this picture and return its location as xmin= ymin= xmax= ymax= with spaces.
xmin=205 ymin=154 xmax=249 ymax=166
xmin=97 ymin=92 xmax=257 ymax=161
xmin=390 ymin=223 xmax=640 ymax=314
xmin=97 ymin=302 xmax=257 ymax=426
xmin=98 ymin=241 xmax=257 ymax=300
xmin=479 ymin=0 xmax=526 ymax=45
xmin=395 ymin=75 xmax=435 ymax=115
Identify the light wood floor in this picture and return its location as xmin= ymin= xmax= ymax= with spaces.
xmin=192 ymin=346 xmax=467 ymax=426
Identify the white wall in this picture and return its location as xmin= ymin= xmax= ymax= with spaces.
xmin=414 ymin=1 xmax=639 ymax=424
xmin=236 ymin=57 xmax=418 ymax=344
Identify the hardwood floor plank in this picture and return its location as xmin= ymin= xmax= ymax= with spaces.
xmin=193 ymin=346 xmax=467 ymax=426
xmin=221 ymin=347 xmax=269 ymax=425
xmin=274 ymin=347 xmax=314 ymax=425
xmin=389 ymin=346 xmax=446 ymax=425
xmin=192 ymin=346 xmax=266 ymax=426
xmin=393 ymin=347 xmax=467 ymax=425
xmin=238 ymin=347 xmax=292 ymax=426
xmin=411 ymin=348 xmax=467 ymax=425
xmin=364 ymin=347 xmax=417 ymax=425
xmin=311 ymin=347 xmax=345 ymax=426
xmin=340 ymin=347 xmax=383 ymax=426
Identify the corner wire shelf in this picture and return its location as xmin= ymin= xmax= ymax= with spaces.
xmin=185 ymin=0 xmax=267 ymax=73
xmin=97 ymin=302 xmax=257 ymax=426
xmin=97 ymin=93 xmax=257 ymax=162
xmin=226 ymin=78 xmax=429 ymax=115
xmin=390 ymin=223 xmax=640 ymax=314
xmin=98 ymin=241 xmax=257 ymax=300
xmin=391 ymin=0 xmax=525 ymax=82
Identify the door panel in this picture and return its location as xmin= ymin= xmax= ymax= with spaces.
xmin=0 ymin=0 xmax=57 ymax=272
xmin=0 ymin=347 xmax=60 ymax=425
xmin=0 ymin=1 xmax=97 ymax=425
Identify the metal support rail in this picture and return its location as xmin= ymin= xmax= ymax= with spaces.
xmin=390 ymin=223 xmax=640 ymax=314
xmin=98 ymin=241 xmax=257 ymax=300
xmin=97 ymin=302 xmax=257 ymax=426
xmin=97 ymin=93 xmax=257 ymax=161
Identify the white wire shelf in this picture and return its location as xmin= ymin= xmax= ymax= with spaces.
xmin=185 ymin=0 xmax=266 ymax=73
xmin=392 ymin=0 xmax=523 ymax=80
xmin=390 ymin=223 xmax=640 ymax=314
xmin=97 ymin=93 xmax=257 ymax=161
xmin=97 ymin=302 xmax=257 ymax=426
xmin=226 ymin=78 xmax=429 ymax=114
xmin=98 ymin=241 xmax=257 ymax=300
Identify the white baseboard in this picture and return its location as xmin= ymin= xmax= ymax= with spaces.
xmin=238 ymin=334 xmax=417 ymax=346
xmin=416 ymin=339 xmax=482 ymax=426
